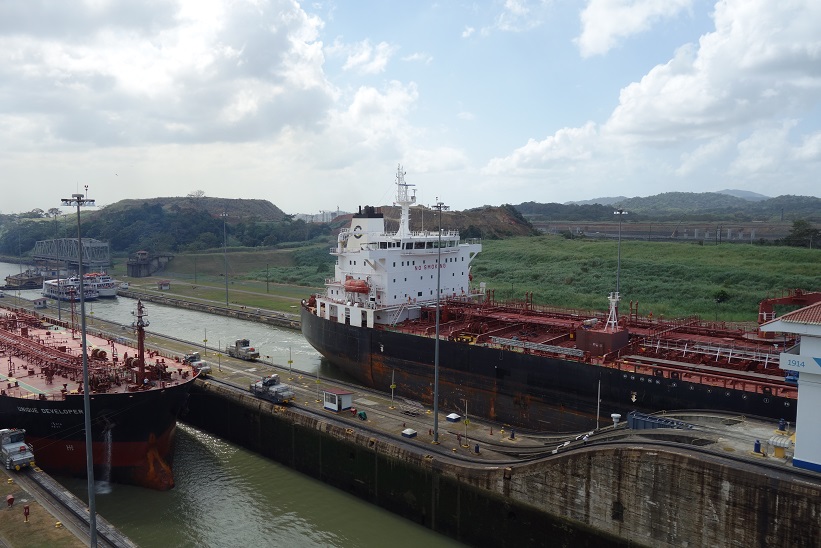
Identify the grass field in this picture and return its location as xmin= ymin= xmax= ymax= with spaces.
xmin=108 ymin=236 xmax=819 ymax=322
xmin=472 ymin=236 xmax=820 ymax=321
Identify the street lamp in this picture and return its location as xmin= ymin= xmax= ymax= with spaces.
xmin=221 ymin=211 xmax=228 ymax=307
xmin=60 ymin=189 xmax=97 ymax=548
xmin=432 ymin=198 xmax=449 ymax=444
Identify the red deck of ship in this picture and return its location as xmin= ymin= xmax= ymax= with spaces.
xmin=378 ymin=297 xmax=797 ymax=400
xmin=0 ymin=309 xmax=196 ymax=402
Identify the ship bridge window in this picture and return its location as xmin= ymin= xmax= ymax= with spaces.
xmin=380 ymin=242 xmax=387 ymax=249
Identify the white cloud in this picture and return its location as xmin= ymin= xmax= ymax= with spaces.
xmin=328 ymin=38 xmax=397 ymax=75
xmin=487 ymin=0 xmax=821 ymax=199
xmin=484 ymin=122 xmax=600 ymax=174
xmin=461 ymin=26 xmax=475 ymax=38
xmin=793 ymin=131 xmax=821 ymax=162
xmin=480 ymin=0 xmax=551 ymax=36
xmin=402 ymin=52 xmax=433 ymax=65
xmin=728 ymin=122 xmax=796 ymax=176
xmin=675 ymin=135 xmax=734 ymax=176
xmin=0 ymin=0 xmax=332 ymax=148
xmin=576 ymin=0 xmax=693 ymax=57
xmin=604 ymin=0 xmax=821 ymax=141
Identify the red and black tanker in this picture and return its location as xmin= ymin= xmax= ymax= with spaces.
xmin=0 ymin=300 xmax=198 ymax=489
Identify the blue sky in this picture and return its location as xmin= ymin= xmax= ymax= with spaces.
xmin=1 ymin=0 xmax=819 ymax=215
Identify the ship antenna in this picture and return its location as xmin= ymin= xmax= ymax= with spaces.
xmin=394 ymin=164 xmax=415 ymax=238
xmin=133 ymin=299 xmax=150 ymax=383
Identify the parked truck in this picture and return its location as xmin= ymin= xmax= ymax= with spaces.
xmin=228 ymin=339 xmax=260 ymax=361
xmin=182 ymin=351 xmax=212 ymax=377
xmin=1 ymin=428 xmax=36 ymax=471
xmin=250 ymin=374 xmax=295 ymax=404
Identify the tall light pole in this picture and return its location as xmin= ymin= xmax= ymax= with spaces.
xmin=61 ymin=188 xmax=97 ymax=548
xmin=614 ymin=208 xmax=627 ymax=294
xmin=52 ymin=211 xmax=62 ymax=321
xmin=432 ymin=198 xmax=449 ymax=444
xmin=221 ymin=211 xmax=229 ymax=307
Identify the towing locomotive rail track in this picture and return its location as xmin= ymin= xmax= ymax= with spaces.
xmin=118 ymin=288 xmax=301 ymax=328
xmin=199 ymin=373 xmax=821 ymax=483
xmin=200 ymin=374 xmax=537 ymax=467
xmin=15 ymin=467 xmax=135 ymax=548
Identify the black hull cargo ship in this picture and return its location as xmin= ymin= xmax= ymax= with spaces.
xmin=0 ymin=300 xmax=198 ymax=489
xmin=301 ymin=166 xmax=808 ymax=430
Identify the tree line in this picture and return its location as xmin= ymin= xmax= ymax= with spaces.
xmin=0 ymin=202 xmax=332 ymax=257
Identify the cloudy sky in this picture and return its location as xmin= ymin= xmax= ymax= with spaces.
xmin=1 ymin=0 xmax=820 ymax=215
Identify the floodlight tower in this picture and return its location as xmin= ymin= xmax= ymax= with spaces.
xmin=432 ymin=198 xmax=449 ymax=444
xmin=61 ymin=188 xmax=97 ymax=548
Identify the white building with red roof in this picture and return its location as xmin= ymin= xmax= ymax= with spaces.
xmin=760 ymin=300 xmax=821 ymax=472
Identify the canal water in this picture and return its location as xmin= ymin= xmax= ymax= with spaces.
xmin=56 ymin=424 xmax=459 ymax=548
xmin=1 ymin=262 xmax=460 ymax=547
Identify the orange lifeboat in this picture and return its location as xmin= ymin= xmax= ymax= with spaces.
xmin=344 ymin=279 xmax=370 ymax=294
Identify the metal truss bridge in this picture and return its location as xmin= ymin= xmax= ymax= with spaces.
xmin=32 ymin=238 xmax=111 ymax=270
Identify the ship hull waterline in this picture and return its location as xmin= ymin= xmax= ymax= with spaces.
xmin=1 ymin=381 xmax=192 ymax=490
xmin=301 ymin=307 xmax=796 ymax=431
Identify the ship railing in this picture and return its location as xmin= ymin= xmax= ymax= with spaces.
xmin=398 ymin=229 xmax=460 ymax=238
xmin=388 ymin=301 xmax=412 ymax=326
xmin=634 ymin=336 xmax=780 ymax=366
xmin=489 ymin=336 xmax=586 ymax=357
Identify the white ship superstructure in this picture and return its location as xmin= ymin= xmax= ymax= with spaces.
xmin=42 ymin=277 xmax=99 ymax=301
xmin=84 ymin=272 xmax=118 ymax=297
xmin=308 ymin=166 xmax=482 ymax=328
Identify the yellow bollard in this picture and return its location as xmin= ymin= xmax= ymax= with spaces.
xmin=55 ymin=522 xmax=63 ymax=528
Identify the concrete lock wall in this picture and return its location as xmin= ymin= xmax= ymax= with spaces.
xmin=183 ymin=382 xmax=820 ymax=548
